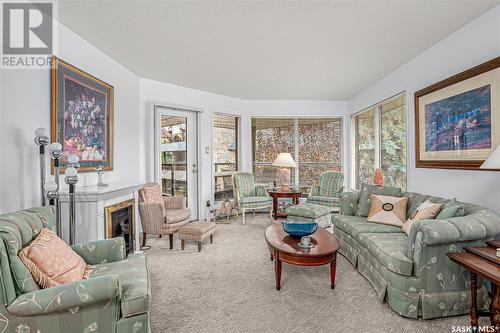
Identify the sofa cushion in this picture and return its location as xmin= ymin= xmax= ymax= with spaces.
xmin=436 ymin=199 xmax=465 ymax=219
xmin=19 ymin=228 xmax=92 ymax=288
xmin=402 ymin=200 xmax=443 ymax=236
xmin=332 ymin=215 xmax=402 ymax=240
xmin=367 ymin=194 xmax=408 ymax=227
xmin=307 ymin=196 xmax=340 ymax=208
xmin=287 ymin=203 xmax=331 ymax=219
xmin=356 ymin=184 xmax=401 ymax=217
xmin=91 ymin=253 xmax=150 ymax=318
xmin=140 ymin=184 xmax=163 ymax=204
xmin=358 ymin=233 xmax=413 ymax=276
xmin=165 ymin=208 xmax=191 ymax=224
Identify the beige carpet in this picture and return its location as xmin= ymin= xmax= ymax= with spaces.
xmin=145 ymin=214 xmax=488 ymax=333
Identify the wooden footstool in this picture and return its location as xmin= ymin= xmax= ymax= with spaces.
xmin=178 ymin=222 xmax=216 ymax=252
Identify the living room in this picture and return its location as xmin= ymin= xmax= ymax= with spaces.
xmin=1 ymin=1 xmax=500 ymax=332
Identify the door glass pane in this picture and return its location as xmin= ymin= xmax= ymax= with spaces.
xmin=298 ymin=118 xmax=342 ymax=190
xmin=213 ymin=114 xmax=239 ymax=200
xmin=355 ymin=109 xmax=376 ymax=189
xmin=161 ymin=115 xmax=187 ymax=197
xmin=381 ymin=95 xmax=407 ymax=190
xmin=252 ymin=118 xmax=295 ymax=185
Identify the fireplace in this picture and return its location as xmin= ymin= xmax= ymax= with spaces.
xmin=104 ymin=199 xmax=135 ymax=254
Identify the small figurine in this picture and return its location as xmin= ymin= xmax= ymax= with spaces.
xmin=373 ymin=168 xmax=385 ymax=186
xmin=94 ymin=166 xmax=109 ymax=187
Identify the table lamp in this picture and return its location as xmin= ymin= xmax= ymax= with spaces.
xmin=480 ymin=145 xmax=500 ymax=170
xmin=272 ymin=153 xmax=297 ymax=191
xmin=481 ymin=145 xmax=500 ymax=257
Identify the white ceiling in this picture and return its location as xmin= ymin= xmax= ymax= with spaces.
xmin=58 ymin=0 xmax=500 ymax=100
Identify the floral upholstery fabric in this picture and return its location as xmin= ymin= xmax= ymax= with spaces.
xmin=357 ymin=233 xmax=413 ymax=276
xmin=332 ymin=215 xmax=401 ymax=240
xmin=139 ymin=184 xmax=163 ymax=204
xmin=332 ymin=190 xmax=500 ymax=319
xmin=436 ymin=199 xmax=465 ymax=219
xmin=0 ymin=207 xmax=151 ymax=333
xmin=339 ymin=191 xmax=359 ymax=215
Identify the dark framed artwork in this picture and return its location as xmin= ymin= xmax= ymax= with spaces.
xmin=51 ymin=56 xmax=114 ymax=172
xmin=415 ymin=57 xmax=500 ymax=170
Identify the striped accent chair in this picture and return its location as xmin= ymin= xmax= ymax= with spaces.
xmin=307 ymin=172 xmax=344 ymax=209
xmin=138 ymin=183 xmax=191 ymax=249
xmin=231 ymin=172 xmax=273 ymax=224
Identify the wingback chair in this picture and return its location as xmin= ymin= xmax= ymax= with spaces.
xmin=231 ymin=172 xmax=273 ymax=224
xmin=308 ymin=171 xmax=344 ymax=209
xmin=0 ymin=206 xmax=150 ymax=333
xmin=138 ymin=183 xmax=190 ymax=249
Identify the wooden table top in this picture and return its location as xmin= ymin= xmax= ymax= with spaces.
xmin=448 ymin=252 xmax=500 ymax=285
xmin=267 ymin=190 xmax=302 ymax=195
xmin=265 ymin=223 xmax=339 ymax=257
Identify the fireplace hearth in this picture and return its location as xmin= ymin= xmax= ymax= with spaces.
xmin=105 ymin=199 xmax=135 ymax=254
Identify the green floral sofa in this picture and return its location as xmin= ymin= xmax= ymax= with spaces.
xmin=0 ymin=207 xmax=150 ymax=333
xmin=334 ymin=190 xmax=500 ymax=319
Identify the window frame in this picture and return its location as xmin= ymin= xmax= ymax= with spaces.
xmin=212 ymin=112 xmax=241 ymax=202
xmin=251 ymin=116 xmax=344 ymax=191
xmin=350 ymin=92 xmax=408 ymax=190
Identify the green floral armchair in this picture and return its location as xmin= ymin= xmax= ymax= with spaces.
xmin=308 ymin=171 xmax=344 ymax=209
xmin=231 ymin=172 xmax=273 ymax=224
xmin=0 ymin=207 xmax=150 ymax=333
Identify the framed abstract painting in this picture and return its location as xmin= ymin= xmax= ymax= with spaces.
xmin=51 ymin=56 xmax=114 ymax=172
xmin=415 ymin=57 xmax=500 ymax=170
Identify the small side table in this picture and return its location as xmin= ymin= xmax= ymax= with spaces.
xmin=267 ymin=190 xmax=302 ymax=220
xmin=447 ymin=243 xmax=500 ymax=332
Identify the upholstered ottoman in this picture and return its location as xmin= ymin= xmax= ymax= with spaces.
xmin=178 ymin=222 xmax=216 ymax=252
xmin=285 ymin=203 xmax=333 ymax=228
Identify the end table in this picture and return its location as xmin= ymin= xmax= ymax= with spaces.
xmin=267 ymin=189 xmax=302 ymax=220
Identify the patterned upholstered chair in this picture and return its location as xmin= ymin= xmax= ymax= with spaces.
xmin=138 ymin=183 xmax=190 ymax=249
xmin=0 ymin=207 xmax=150 ymax=333
xmin=307 ymin=171 xmax=344 ymax=209
xmin=231 ymin=172 xmax=273 ymax=224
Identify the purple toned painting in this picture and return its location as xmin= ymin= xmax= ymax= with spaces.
xmin=52 ymin=57 xmax=114 ymax=172
xmin=424 ymin=85 xmax=491 ymax=152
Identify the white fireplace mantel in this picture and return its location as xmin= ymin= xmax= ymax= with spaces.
xmin=59 ymin=182 xmax=144 ymax=250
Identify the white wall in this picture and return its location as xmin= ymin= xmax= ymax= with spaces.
xmin=139 ymin=79 xmax=348 ymax=220
xmin=348 ymin=5 xmax=500 ymax=212
xmin=0 ymin=23 xmax=142 ymax=213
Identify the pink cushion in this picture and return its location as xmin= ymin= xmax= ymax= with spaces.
xmin=19 ymin=228 xmax=92 ymax=288
xmin=141 ymin=185 xmax=163 ymax=204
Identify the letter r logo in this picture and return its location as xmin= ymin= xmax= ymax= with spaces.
xmin=3 ymin=2 xmax=52 ymax=54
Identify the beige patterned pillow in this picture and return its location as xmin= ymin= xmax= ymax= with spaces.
xmin=402 ymin=200 xmax=443 ymax=236
xmin=19 ymin=228 xmax=92 ymax=288
xmin=367 ymin=194 xmax=408 ymax=227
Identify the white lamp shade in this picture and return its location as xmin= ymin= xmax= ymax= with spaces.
xmin=65 ymin=167 xmax=78 ymax=177
xmin=34 ymin=127 xmax=48 ymax=137
xmin=481 ymin=145 xmax=500 ymax=169
xmin=44 ymin=181 xmax=58 ymax=191
xmin=272 ymin=153 xmax=297 ymax=168
xmin=49 ymin=142 xmax=62 ymax=152
xmin=68 ymin=154 xmax=80 ymax=164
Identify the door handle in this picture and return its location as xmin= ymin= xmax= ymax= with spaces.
xmin=192 ymin=164 xmax=198 ymax=173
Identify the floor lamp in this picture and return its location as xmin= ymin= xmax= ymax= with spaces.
xmin=65 ymin=166 xmax=79 ymax=245
xmin=34 ymin=128 xmax=49 ymax=206
xmin=49 ymin=143 xmax=63 ymax=236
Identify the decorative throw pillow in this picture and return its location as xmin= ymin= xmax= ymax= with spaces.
xmin=19 ymin=228 xmax=92 ymax=288
xmin=402 ymin=200 xmax=443 ymax=236
xmin=356 ymin=183 xmax=402 ymax=217
xmin=367 ymin=194 xmax=408 ymax=227
xmin=436 ymin=199 xmax=465 ymax=219
xmin=140 ymin=185 xmax=163 ymax=204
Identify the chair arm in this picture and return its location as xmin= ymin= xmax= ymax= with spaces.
xmin=7 ymin=275 xmax=120 ymax=316
xmin=255 ymin=185 xmax=269 ymax=197
xmin=339 ymin=191 xmax=359 ymax=215
xmin=309 ymin=186 xmax=320 ymax=196
xmin=71 ymin=238 xmax=126 ymax=265
xmin=138 ymin=202 xmax=165 ymax=234
xmin=163 ymin=196 xmax=186 ymax=209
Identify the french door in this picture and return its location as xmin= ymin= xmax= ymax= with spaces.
xmin=154 ymin=106 xmax=198 ymax=220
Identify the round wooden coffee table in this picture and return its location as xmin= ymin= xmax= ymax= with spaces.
xmin=265 ymin=223 xmax=339 ymax=290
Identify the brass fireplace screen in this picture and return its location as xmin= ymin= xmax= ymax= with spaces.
xmin=104 ymin=199 xmax=135 ymax=254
